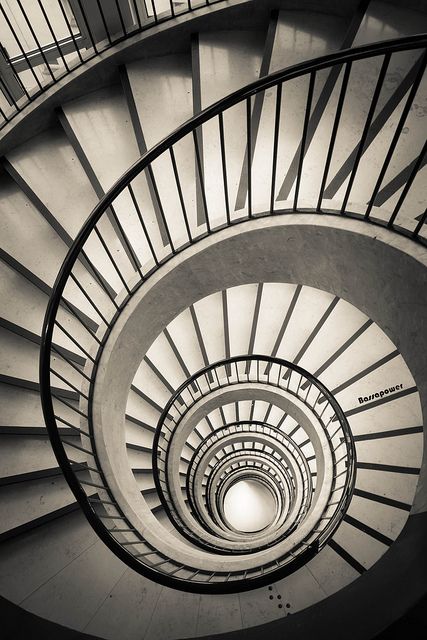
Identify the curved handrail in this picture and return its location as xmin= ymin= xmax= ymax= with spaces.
xmin=40 ymin=33 xmax=427 ymax=287
xmin=40 ymin=34 xmax=426 ymax=593
xmin=152 ymin=355 xmax=355 ymax=555
xmin=187 ymin=421 xmax=311 ymax=540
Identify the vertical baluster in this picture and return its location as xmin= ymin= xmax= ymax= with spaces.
xmin=366 ymin=50 xmax=427 ymax=220
xmin=218 ymin=112 xmax=231 ymax=225
xmin=95 ymin=0 xmax=113 ymax=45
xmin=146 ymin=163 xmax=176 ymax=253
xmin=127 ymin=183 xmax=160 ymax=267
xmin=413 ymin=207 xmax=427 ymax=238
xmin=114 ymin=0 xmax=127 ymax=36
xmin=193 ymin=128 xmax=211 ymax=232
xmin=151 ymin=0 xmax=159 ymax=23
xmin=169 ymin=146 xmax=192 ymax=243
xmin=246 ymin=96 xmax=253 ymax=217
xmin=294 ymin=71 xmax=316 ymax=211
xmin=37 ymin=0 xmax=69 ymax=71
xmin=340 ymin=53 xmax=391 ymax=215
xmin=92 ymin=224 xmax=131 ymax=294
xmin=391 ymin=140 xmax=427 ymax=231
xmin=0 ymin=4 xmax=42 ymax=93
xmin=270 ymin=83 xmax=283 ymax=214
xmin=57 ymin=0 xmax=84 ymax=63
xmin=15 ymin=0 xmax=56 ymax=82
xmin=0 ymin=78 xmax=19 ymax=111
xmin=75 ymin=0 xmax=99 ymax=53
xmin=131 ymin=0 xmax=142 ymax=29
xmin=317 ymin=62 xmax=352 ymax=211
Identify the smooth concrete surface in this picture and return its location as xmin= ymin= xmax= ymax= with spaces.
xmin=206 ymin=512 xmax=427 ymax=640
xmin=0 ymin=434 xmax=60 ymax=477
xmin=0 ymin=259 xmax=48 ymax=336
xmin=0 ymin=510 xmax=98 ymax=604
xmin=0 ymin=474 xmax=75 ymax=534
xmin=22 ymin=538 xmax=126 ymax=631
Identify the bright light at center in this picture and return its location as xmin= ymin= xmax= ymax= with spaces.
xmin=223 ymin=479 xmax=276 ymax=533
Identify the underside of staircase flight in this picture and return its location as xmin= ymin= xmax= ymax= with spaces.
xmin=0 ymin=1 xmax=427 ymax=639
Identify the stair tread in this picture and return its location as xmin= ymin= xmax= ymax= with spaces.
xmin=0 ymin=508 xmax=97 ymax=604
xmin=126 ymin=53 xmax=193 ymax=149
xmin=0 ymin=474 xmax=78 ymax=536
xmin=197 ymin=30 xmax=265 ymax=223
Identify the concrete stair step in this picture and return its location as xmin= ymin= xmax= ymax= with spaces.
xmin=0 ymin=473 xmax=79 ymax=537
xmin=60 ymin=84 xmax=140 ymax=192
xmin=195 ymin=29 xmax=265 ymax=224
xmin=0 ymin=433 xmax=77 ymax=478
xmin=191 ymin=290 xmax=226 ymax=365
xmin=0 ymin=508 xmax=98 ymax=604
xmin=6 ymin=125 xmax=134 ymax=293
xmin=249 ymin=9 xmax=347 ymax=213
xmin=124 ymin=53 xmax=197 ymax=245
xmin=0 ymin=172 xmax=104 ymax=324
xmin=60 ymin=84 xmax=164 ymax=272
xmin=125 ymin=54 xmax=193 ymax=149
xmin=22 ymin=536 xmax=125 ymax=632
xmin=0 ymin=326 xmax=86 ymax=398
xmin=0 ymin=262 xmax=89 ymax=361
xmin=0 ymin=384 xmax=44 ymax=427
xmin=125 ymin=417 xmax=155 ymax=451
xmin=132 ymin=358 xmax=173 ymax=410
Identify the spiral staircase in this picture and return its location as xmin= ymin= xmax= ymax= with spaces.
xmin=0 ymin=0 xmax=427 ymax=638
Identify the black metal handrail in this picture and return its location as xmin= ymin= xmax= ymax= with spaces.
xmin=40 ymin=35 xmax=426 ymax=593
xmin=208 ymin=449 xmax=301 ymax=541
xmin=0 ymin=0 xmax=223 ymax=129
xmin=188 ymin=421 xmax=310 ymax=540
xmin=169 ymin=420 xmax=309 ymax=550
xmin=152 ymin=355 xmax=354 ymax=555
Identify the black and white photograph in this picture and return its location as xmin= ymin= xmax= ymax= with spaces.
xmin=0 ymin=1 xmax=426 ymax=638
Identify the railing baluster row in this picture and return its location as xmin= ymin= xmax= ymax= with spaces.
xmin=0 ymin=0 xmax=219 ymax=127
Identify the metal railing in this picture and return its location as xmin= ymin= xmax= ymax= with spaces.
xmin=152 ymin=356 xmax=353 ymax=553
xmin=186 ymin=422 xmax=311 ymax=543
xmin=40 ymin=35 xmax=426 ymax=592
xmin=0 ymin=0 xmax=222 ymax=129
